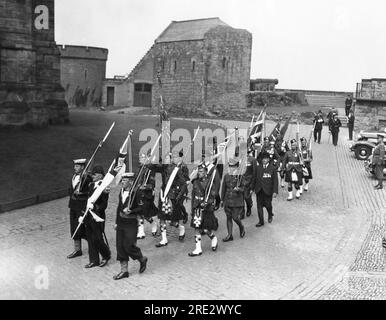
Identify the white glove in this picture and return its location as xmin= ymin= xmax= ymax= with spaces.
xmin=78 ymin=216 xmax=84 ymax=224
xmin=86 ymin=203 xmax=94 ymax=211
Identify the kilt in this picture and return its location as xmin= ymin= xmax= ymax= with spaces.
xmin=69 ymin=208 xmax=87 ymax=240
xmin=158 ymin=198 xmax=184 ymax=222
xmin=285 ymin=169 xmax=303 ymax=184
xmin=191 ymin=207 xmax=219 ymax=231
xmin=302 ymin=164 xmax=313 ymax=180
xmin=142 ymin=199 xmax=158 ymax=220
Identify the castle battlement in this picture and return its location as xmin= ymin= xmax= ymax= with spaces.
xmin=57 ymin=45 xmax=108 ymax=61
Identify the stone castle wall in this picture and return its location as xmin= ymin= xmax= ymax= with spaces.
xmin=58 ymin=45 xmax=108 ymax=108
xmin=0 ymin=0 xmax=68 ymax=127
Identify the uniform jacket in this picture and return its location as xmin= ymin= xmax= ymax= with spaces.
xmin=330 ymin=118 xmax=342 ymax=133
xmin=313 ymin=115 xmax=325 ymax=131
xmin=116 ymin=188 xmax=142 ymax=226
xmin=301 ymin=146 xmax=313 ymax=164
xmin=345 ymin=98 xmax=353 ymax=108
xmin=221 ymin=174 xmax=245 ymax=207
xmin=244 ymin=155 xmax=258 ymax=188
xmin=253 ymin=163 xmax=279 ymax=196
xmin=372 ymin=143 xmax=385 ymax=166
xmin=68 ymin=174 xmax=92 ymax=210
xmin=151 ymin=163 xmax=187 ymax=200
xmin=192 ymin=176 xmax=217 ymax=210
xmin=282 ymin=150 xmax=303 ymax=172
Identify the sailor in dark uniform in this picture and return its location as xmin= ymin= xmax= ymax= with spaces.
xmin=67 ymin=159 xmax=92 ymax=259
xmin=84 ymin=166 xmax=111 ymax=268
xmin=300 ymin=137 xmax=313 ymax=193
xmin=189 ymin=163 xmax=219 ymax=257
xmin=373 ymin=134 xmax=385 ymax=190
xmin=136 ymin=154 xmax=158 ymax=240
xmin=253 ymin=152 xmax=278 ymax=227
xmin=113 ymin=172 xmax=148 ymax=281
xmin=282 ymin=139 xmax=303 ymax=201
xmin=221 ymin=158 xmax=246 ymax=242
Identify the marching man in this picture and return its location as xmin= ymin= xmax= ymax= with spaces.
xmin=282 ymin=139 xmax=303 ymax=201
xmin=189 ymin=163 xmax=219 ymax=257
xmin=84 ymin=165 xmax=111 ymax=269
xmin=136 ymin=154 xmax=158 ymax=240
xmin=114 ymin=172 xmax=148 ymax=280
xmin=221 ymin=158 xmax=246 ymax=242
xmin=243 ymin=149 xmax=258 ymax=218
xmin=300 ymin=137 xmax=313 ymax=193
xmin=253 ymin=152 xmax=278 ymax=227
xmin=67 ymin=159 xmax=92 ymax=259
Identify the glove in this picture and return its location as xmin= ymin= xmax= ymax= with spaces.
xmin=86 ymin=203 xmax=94 ymax=211
xmin=78 ymin=216 xmax=84 ymax=224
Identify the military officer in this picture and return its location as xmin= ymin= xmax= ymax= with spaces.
xmin=282 ymin=139 xmax=303 ymax=201
xmin=373 ymin=134 xmax=385 ymax=190
xmin=67 ymin=159 xmax=92 ymax=259
xmin=313 ymin=110 xmax=324 ymax=144
xmin=220 ymin=158 xmax=246 ymax=242
xmin=84 ymin=166 xmax=111 ymax=268
xmin=189 ymin=163 xmax=219 ymax=257
xmin=347 ymin=110 xmax=355 ymax=141
xmin=300 ymin=137 xmax=313 ymax=193
xmin=253 ymin=152 xmax=278 ymax=227
xmin=113 ymin=172 xmax=148 ymax=280
xmin=330 ymin=113 xmax=342 ymax=147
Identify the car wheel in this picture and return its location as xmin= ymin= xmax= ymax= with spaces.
xmin=355 ymin=146 xmax=372 ymax=160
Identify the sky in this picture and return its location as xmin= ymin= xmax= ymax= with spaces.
xmin=55 ymin=0 xmax=386 ymax=92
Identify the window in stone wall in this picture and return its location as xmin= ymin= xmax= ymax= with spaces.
xmin=192 ymin=60 xmax=196 ymax=72
xmin=174 ymin=60 xmax=177 ymax=72
xmin=84 ymin=69 xmax=88 ymax=81
xmin=161 ymin=60 xmax=165 ymax=71
xmin=222 ymin=57 xmax=227 ymax=69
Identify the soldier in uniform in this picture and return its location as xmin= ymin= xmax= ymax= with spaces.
xmin=84 ymin=166 xmax=111 ymax=268
xmin=300 ymin=138 xmax=313 ymax=193
xmin=67 ymin=159 xmax=92 ymax=259
xmin=113 ymin=172 xmax=148 ymax=280
xmin=136 ymin=154 xmax=158 ymax=240
xmin=221 ymin=158 xmax=246 ymax=242
xmin=176 ymin=151 xmax=190 ymax=224
xmin=253 ymin=152 xmax=278 ymax=227
xmin=373 ymin=134 xmax=385 ymax=190
xmin=151 ymin=152 xmax=188 ymax=248
xmin=345 ymin=95 xmax=353 ymax=117
xmin=282 ymin=139 xmax=303 ymax=201
xmin=313 ymin=110 xmax=324 ymax=144
xmin=275 ymin=136 xmax=289 ymax=188
xmin=242 ymin=150 xmax=258 ymax=218
xmin=330 ymin=113 xmax=342 ymax=147
xmin=189 ymin=163 xmax=219 ymax=257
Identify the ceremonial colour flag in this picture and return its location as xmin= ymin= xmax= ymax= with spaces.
xmin=87 ymin=133 xmax=131 ymax=206
xmin=248 ymin=117 xmax=264 ymax=146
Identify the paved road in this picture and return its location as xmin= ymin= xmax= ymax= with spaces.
xmin=0 ymin=121 xmax=385 ymax=300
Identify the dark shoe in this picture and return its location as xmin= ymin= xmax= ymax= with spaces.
xmin=212 ymin=244 xmax=218 ymax=252
xmin=222 ymin=235 xmax=233 ymax=242
xmin=85 ymin=262 xmax=98 ymax=269
xmin=268 ymin=217 xmax=273 ymax=224
xmin=113 ymin=272 xmax=129 ymax=280
xmin=188 ymin=252 xmax=202 ymax=257
xmin=155 ymin=242 xmax=168 ymax=248
xmin=152 ymin=232 xmax=157 ymax=237
xmin=376 ymin=185 xmax=383 ymax=190
xmin=179 ymin=234 xmax=185 ymax=241
xmin=99 ymin=258 xmax=110 ymax=268
xmin=246 ymin=208 xmax=252 ymax=217
xmin=240 ymin=226 xmax=246 ymax=238
xmin=67 ymin=250 xmax=82 ymax=259
xmin=374 ymin=184 xmax=380 ymax=189
xmin=137 ymin=235 xmax=145 ymax=240
xmin=139 ymin=257 xmax=148 ymax=274
xmin=183 ymin=215 xmax=188 ymax=225
xmin=256 ymin=223 xmax=264 ymax=228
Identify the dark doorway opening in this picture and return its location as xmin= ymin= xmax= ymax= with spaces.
xmin=134 ymin=83 xmax=152 ymax=107
xmin=107 ymin=86 xmax=115 ymax=106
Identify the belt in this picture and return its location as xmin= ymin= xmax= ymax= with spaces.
xmin=288 ymin=162 xmax=300 ymax=165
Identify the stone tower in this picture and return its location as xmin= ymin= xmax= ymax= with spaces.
xmin=0 ymin=0 xmax=69 ymax=127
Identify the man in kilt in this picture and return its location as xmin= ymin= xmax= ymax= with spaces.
xmin=189 ymin=163 xmax=219 ymax=257
xmin=282 ymin=139 xmax=303 ymax=201
xmin=113 ymin=172 xmax=148 ymax=280
xmin=67 ymin=159 xmax=92 ymax=259
xmin=136 ymin=154 xmax=158 ymax=240
xmin=300 ymin=137 xmax=313 ymax=193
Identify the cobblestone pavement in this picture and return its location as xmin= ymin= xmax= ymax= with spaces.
xmin=0 ymin=120 xmax=385 ymax=300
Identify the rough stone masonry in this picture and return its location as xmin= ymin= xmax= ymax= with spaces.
xmin=0 ymin=0 xmax=69 ymax=127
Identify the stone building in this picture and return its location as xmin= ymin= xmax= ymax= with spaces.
xmin=58 ymin=45 xmax=108 ymax=108
xmin=103 ymin=18 xmax=252 ymax=110
xmin=355 ymin=78 xmax=386 ymax=131
xmin=152 ymin=18 xmax=252 ymax=111
xmin=0 ymin=0 xmax=68 ymax=127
